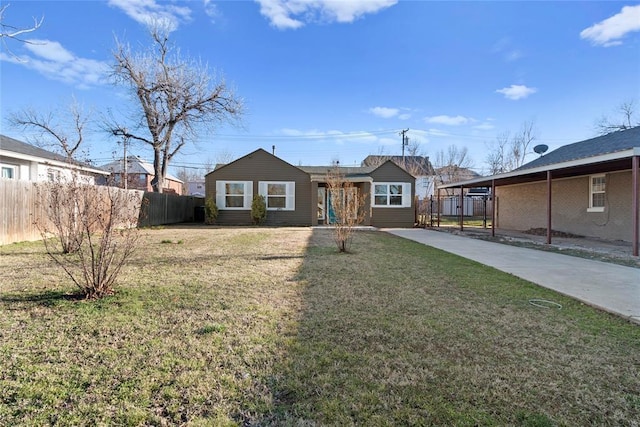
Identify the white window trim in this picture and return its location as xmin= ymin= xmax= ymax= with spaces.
xmin=1 ymin=164 xmax=17 ymax=179
xmin=587 ymin=174 xmax=605 ymax=213
xmin=372 ymin=182 xmax=412 ymax=208
xmin=216 ymin=180 xmax=253 ymax=210
xmin=258 ymin=181 xmax=295 ymax=211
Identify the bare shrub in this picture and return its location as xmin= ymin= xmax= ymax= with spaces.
xmin=36 ymin=178 xmax=143 ymax=299
xmin=326 ymin=167 xmax=367 ymax=253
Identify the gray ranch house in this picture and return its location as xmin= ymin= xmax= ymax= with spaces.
xmin=205 ymin=148 xmax=416 ymax=227
xmin=438 ymin=126 xmax=640 ymax=256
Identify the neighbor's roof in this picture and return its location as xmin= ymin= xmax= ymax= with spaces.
xmin=439 ymin=126 xmax=640 ymax=189
xmin=0 ymin=134 xmax=109 ymax=175
xmin=101 ymin=156 xmax=183 ymax=182
xmin=362 ymin=155 xmax=434 ymax=175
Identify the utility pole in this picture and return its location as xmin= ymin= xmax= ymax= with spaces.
xmin=121 ymin=130 xmax=129 ymax=190
xmin=400 ymin=128 xmax=409 ymax=168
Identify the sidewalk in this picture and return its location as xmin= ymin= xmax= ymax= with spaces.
xmin=383 ymin=228 xmax=640 ymax=325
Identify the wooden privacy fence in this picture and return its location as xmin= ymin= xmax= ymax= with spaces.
xmin=1 ymin=179 xmax=205 ymax=245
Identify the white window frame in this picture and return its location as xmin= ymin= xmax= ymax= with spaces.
xmin=258 ymin=181 xmax=295 ymax=211
xmin=587 ymin=174 xmax=605 ymax=213
xmin=1 ymin=164 xmax=17 ymax=179
xmin=216 ymin=180 xmax=253 ymax=210
xmin=372 ymin=182 xmax=412 ymax=208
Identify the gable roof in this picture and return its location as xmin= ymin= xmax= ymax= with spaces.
xmin=101 ymin=156 xmax=182 ymax=182
xmin=518 ymin=126 xmax=640 ymax=171
xmin=362 ymin=155 xmax=434 ymax=175
xmin=0 ymin=134 xmax=108 ymax=175
xmin=208 ymin=148 xmax=308 ymax=177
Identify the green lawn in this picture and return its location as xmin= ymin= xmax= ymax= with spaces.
xmin=1 ymin=226 xmax=638 ymax=426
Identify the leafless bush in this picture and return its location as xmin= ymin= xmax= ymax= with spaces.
xmin=36 ymin=177 xmax=143 ymax=299
xmin=326 ymin=167 xmax=367 ymax=253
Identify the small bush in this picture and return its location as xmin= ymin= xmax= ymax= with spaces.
xmin=204 ymin=197 xmax=218 ymax=225
xmin=251 ymin=194 xmax=267 ymax=225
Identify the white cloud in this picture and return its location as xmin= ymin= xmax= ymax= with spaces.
xmin=108 ymin=0 xmax=192 ymax=31
xmin=1 ymin=39 xmax=109 ymax=88
xmin=255 ymin=0 xmax=398 ymax=30
xmin=203 ymin=0 xmax=221 ymax=22
xmin=424 ymin=115 xmax=472 ymax=126
xmin=279 ymin=128 xmax=383 ymax=145
xmin=398 ymin=113 xmax=411 ymax=120
xmin=495 ymin=84 xmax=537 ymax=100
xmin=492 ymin=37 xmax=524 ymax=62
xmin=580 ymin=5 xmax=640 ymax=47
xmin=369 ymin=106 xmax=399 ymax=118
xmin=474 ymin=122 xmax=495 ymax=131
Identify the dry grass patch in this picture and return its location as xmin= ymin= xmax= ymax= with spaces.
xmin=1 ymin=227 xmax=638 ymax=426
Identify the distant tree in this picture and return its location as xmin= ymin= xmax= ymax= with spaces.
xmin=9 ymin=97 xmax=90 ymax=161
xmin=434 ymin=145 xmax=474 ymax=194
xmin=596 ymin=100 xmax=640 ymax=135
xmin=325 ymin=166 xmax=367 ymax=253
xmin=484 ymin=120 xmax=537 ymax=174
xmin=109 ymin=24 xmax=243 ymax=193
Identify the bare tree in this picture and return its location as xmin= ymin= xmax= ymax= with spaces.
xmin=434 ymin=145 xmax=473 ymax=193
xmin=596 ymin=100 xmax=640 ymax=135
xmin=0 ymin=4 xmax=43 ymax=51
xmin=36 ymin=176 xmax=143 ymax=299
xmin=109 ymin=25 xmax=243 ymax=193
xmin=484 ymin=120 xmax=537 ymax=174
xmin=326 ymin=166 xmax=367 ymax=253
xmin=10 ymin=97 xmax=90 ymax=160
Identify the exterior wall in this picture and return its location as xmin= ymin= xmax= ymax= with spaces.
xmin=496 ymin=170 xmax=634 ymax=242
xmin=369 ymin=161 xmax=415 ymax=228
xmin=205 ymin=150 xmax=312 ymax=226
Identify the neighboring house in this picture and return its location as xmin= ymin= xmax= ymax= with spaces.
xmin=186 ymin=180 xmax=205 ymax=197
xmin=205 ymin=148 xmax=415 ymax=227
xmin=438 ymin=126 xmax=640 ymax=255
xmin=101 ymin=156 xmax=183 ymax=195
xmin=362 ymin=155 xmax=435 ymax=199
xmin=0 ymin=134 xmax=109 ymax=184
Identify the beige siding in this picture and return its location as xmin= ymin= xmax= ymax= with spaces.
xmin=205 ymin=150 xmax=313 ymax=226
xmin=496 ymin=170 xmax=636 ymax=242
xmin=370 ymin=162 xmax=415 ymax=228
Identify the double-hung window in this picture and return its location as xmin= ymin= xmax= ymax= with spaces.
xmin=372 ymin=182 xmax=411 ymax=207
xmin=259 ymin=181 xmax=295 ymax=210
xmin=588 ymin=174 xmax=605 ymax=212
xmin=216 ymin=181 xmax=253 ymax=210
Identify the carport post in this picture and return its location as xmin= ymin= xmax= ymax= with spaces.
xmin=491 ymin=179 xmax=496 ymax=237
xmin=633 ymin=155 xmax=639 ymax=257
xmin=546 ymin=171 xmax=552 ymax=245
xmin=437 ymin=188 xmax=441 ymax=227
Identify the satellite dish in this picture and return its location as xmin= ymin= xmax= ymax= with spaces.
xmin=533 ymin=144 xmax=548 ymax=155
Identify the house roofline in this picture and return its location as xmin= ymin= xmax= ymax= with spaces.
xmin=0 ymin=149 xmax=110 ymax=176
xmin=439 ymin=147 xmax=640 ymax=189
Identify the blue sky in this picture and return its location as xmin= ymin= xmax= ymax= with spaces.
xmin=1 ymin=0 xmax=639 ymax=175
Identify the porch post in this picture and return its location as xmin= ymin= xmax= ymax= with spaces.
xmin=633 ymin=155 xmax=639 ymax=257
xmin=459 ymin=185 xmax=464 ymax=231
xmin=546 ymin=170 xmax=552 ymax=245
xmin=491 ymin=179 xmax=496 ymax=237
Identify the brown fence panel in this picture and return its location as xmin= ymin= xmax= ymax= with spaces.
xmin=1 ymin=179 xmax=205 ymax=245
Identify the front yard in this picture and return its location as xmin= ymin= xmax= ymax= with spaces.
xmin=1 ymin=226 xmax=638 ymax=425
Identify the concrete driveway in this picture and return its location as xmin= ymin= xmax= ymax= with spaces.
xmin=383 ymin=228 xmax=640 ymax=325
